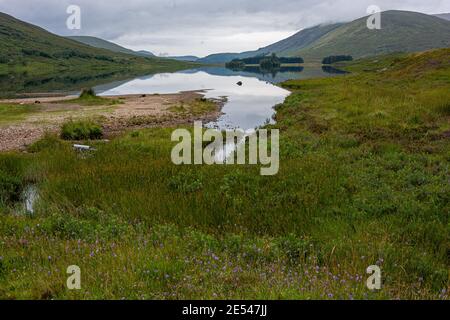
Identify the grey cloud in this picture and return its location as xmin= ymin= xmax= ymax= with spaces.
xmin=0 ymin=0 xmax=449 ymax=56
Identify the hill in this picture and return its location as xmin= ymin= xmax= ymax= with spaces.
xmin=136 ymin=50 xmax=155 ymax=57
xmin=0 ymin=12 xmax=188 ymax=76
xmin=197 ymin=24 xmax=343 ymax=64
xmin=67 ymin=36 xmax=154 ymax=57
xmin=196 ymin=53 xmax=241 ymax=64
xmin=167 ymin=56 xmax=199 ymax=62
xmin=434 ymin=13 xmax=450 ymax=21
xmin=296 ymin=11 xmax=450 ymax=60
xmin=200 ymin=11 xmax=450 ymax=63
xmin=240 ymin=23 xmax=344 ymax=58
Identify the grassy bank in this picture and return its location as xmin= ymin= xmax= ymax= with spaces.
xmin=0 ymin=49 xmax=449 ymax=299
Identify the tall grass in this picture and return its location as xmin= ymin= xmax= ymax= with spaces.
xmin=60 ymin=119 xmax=103 ymax=140
xmin=0 ymin=50 xmax=449 ymax=299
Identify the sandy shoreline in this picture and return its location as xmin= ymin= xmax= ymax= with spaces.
xmin=0 ymin=90 xmax=225 ymax=152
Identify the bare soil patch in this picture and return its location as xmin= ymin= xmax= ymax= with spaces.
xmin=0 ymin=91 xmax=224 ymax=151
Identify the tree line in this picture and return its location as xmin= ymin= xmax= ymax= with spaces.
xmin=322 ymin=55 xmax=353 ymax=64
xmin=226 ymin=54 xmax=304 ymax=69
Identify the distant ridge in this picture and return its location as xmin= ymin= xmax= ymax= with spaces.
xmin=136 ymin=50 xmax=155 ymax=57
xmin=434 ymin=13 xmax=450 ymax=21
xmin=166 ymin=56 xmax=199 ymax=62
xmin=196 ymin=23 xmax=344 ymax=64
xmin=0 ymin=12 xmax=141 ymax=63
xmin=198 ymin=10 xmax=450 ymax=63
xmin=67 ymin=37 xmax=198 ymax=62
xmin=197 ymin=53 xmax=241 ymax=64
xmin=296 ymin=11 xmax=450 ymax=60
xmin=0 ymin=11 xmax=189 ymax=79
xmin=67 ymin=36 xmax=155 ymax=57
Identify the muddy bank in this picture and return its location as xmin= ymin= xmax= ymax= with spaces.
xmin=0 ymin=91 xmax=225 ymax=152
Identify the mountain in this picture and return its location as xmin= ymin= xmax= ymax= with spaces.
xmin=200 ymin=10 xmax=450 ymax=63
xmin=196 ymin=23 xmax=343 ymax=64
xmin=136 ymin=50 xmax=155 ymax=57
xmin=240 ymin=23 xmax=344 ymax=59
xmin=166 ymin=56 xmax=199 ymax=62
xmin=67 ymin=37 xmax=198 ymax=62
xmin=197 ymin=53 xmax=241 ymax=64
xmin=67 ymin=36 xmax=155 ymax=57
xmin=0 ymin=12 xmax=188 ymax=76
xmin=0 ymin=12 xmax=193 ymax=97
xmin=434 ymin=13 xmax=450 ymax=21
xmin=296 ymin=11 xmax=450 ymax=60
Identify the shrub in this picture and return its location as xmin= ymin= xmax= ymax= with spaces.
xmin=21 ymin=49 xmax=52 ymax=59
xmin=79 ymin=88 xmax=97 ymax=99
xmin=60 ymin=120 xmax=103 ymax=140
xmin=53 ymin=50 xmax=92 ymax=59
xmin=94 ymin=55 xmax=114 ymax=62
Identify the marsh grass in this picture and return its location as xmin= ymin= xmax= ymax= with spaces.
xmin=0 ymin=49 xmax=449 ymax=299
xmin=0 ymin=103 xmax=39 ymax=125
xmin=168 ymin=98 xmax=218 ymax=116
xmin=60 ymin=119 xmax=103 ymax=141
xmin=59 ymin=88 xmax=122 ymax=107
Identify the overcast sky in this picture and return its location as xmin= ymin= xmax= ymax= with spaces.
xmin=1 ymin=0 xmax=449 ymax=57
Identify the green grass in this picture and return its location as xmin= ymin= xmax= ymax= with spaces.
xmin=168 ymin=98 xmax=218 ymax=116
xmin=0 ymin=103 xmax=39 ymax=125
xmin=60 ymin=88 xmax=121 ymax=107
xmin=0 ymin=89 xmax=117 ymax=127
xmin=60 ymin=119 xmax=103 ymax=141
xmin=0 ymin=49 xmax=449 ymax=300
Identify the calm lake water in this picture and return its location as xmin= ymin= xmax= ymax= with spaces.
xmin=96 ymin=66 xmax=343 ymax=130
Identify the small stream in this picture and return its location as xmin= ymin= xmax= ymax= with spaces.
xmin=23 ymin=185 xmax=38 ymax=214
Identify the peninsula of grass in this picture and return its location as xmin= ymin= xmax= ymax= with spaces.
xmin=168 ymin=98 xmax=219 ymax=116
xmin=59 ymin=88 xmax=121 ymax=107
xmin=60 ymin=119 xmax=103 ymax=141
xmin=0 ymin=49 xmax=448 ymax=300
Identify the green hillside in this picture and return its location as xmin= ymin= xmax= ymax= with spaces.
xmin=199 ymin=11 xmax=450 ymax=63
xmin=297 ymin=11 xmax=450 ymax=60
xmin=434 ymin=13 xmax=450 ymax=21
xmin=196 ymin=23 xmax=342 ymax=64
xmin=167 ymin=55 xmax=199 ymax=62
xmin=67 ymin=36 xmax=155 ymax=57
xmin=196 ymin=53 xmax=241 ymax=64
xmin=0 ymin=12 xmax=189 ymax=77
xmin=240 ymin=23 xmax=344 ymax=58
